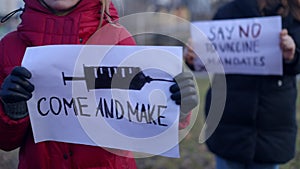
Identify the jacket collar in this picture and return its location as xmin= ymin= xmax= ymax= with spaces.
xmin=17 ymin=0 xmax=118 ymax=46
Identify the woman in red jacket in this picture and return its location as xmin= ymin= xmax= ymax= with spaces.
xmin=0 ymin=0 xmax=198 ymax=168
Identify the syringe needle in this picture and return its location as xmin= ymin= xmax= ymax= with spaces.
xmin=62 ymin=72 xmax=85 ymax=85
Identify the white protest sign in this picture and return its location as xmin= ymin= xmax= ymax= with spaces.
xmin=21 ymin=45 xmax=182 ymax=158
xmin=191 ymin=16 xmax=282 ymax=75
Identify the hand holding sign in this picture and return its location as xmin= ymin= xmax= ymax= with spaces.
xmin=0 ymin=66 xmax=34 ymax=119
xmin=170 ymin=72 xmax=198 ymax=119
xmin=280 ymin=29 xmax=296 ymax=62
xmin=184 ymin=39 xmax=197 ymax=66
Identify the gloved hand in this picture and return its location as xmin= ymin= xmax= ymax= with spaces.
xmin=0 ymin=66 xmax=34 ymax=120
xmin=170 ymin=72 xmax=198 ymax=119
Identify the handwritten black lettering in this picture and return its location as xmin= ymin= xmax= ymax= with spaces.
xmin=157 ymin=105 xmax=168 ymax=126
xmin=207 ymin=40 xmax=259 ymax=53
xmin=115 ymin=99 xmax=124 ymax=119
xmin=36 ymin=96 xmax=169 ymax=127
xmin=63 ymin=98 xmax=78 ymax=116
xmin=208 ymin=26 xmax=235 ymax=41
xmin=77 ymin=97 xmax=90 ymax=117
xmin=37 ymin=97 xmax=49 ymax=116
xmin=207 ymin=56 xmax=266 ymax=67
xmin=50 ymin=97 xmax=62 ymax=115
xmin=239 ymin=23 xmax=262 ymax=38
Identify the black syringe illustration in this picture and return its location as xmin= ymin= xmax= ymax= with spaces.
xmin=62 ymin=66 xmax=175 ymax=91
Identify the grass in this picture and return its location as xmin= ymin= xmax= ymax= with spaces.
xmin=0 ymin=77 xmax=299 ymax=169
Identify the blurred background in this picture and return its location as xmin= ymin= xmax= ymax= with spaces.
xmin=0 ymin=0 xmax=299 ymax=169
xmin=0 ymin=0 xmax=232 ymax=40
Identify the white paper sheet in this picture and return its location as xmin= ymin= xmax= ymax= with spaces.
xmin=21 ymin=45 xmax=183 ymax=158
xmin=191 ymin=16 xmax=283 ymax=75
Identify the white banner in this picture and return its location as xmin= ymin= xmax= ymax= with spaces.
xmin=21 ymin=45 xmax=183 ymax=158
xmin=191 ymin=16 xmax=283 ymax=75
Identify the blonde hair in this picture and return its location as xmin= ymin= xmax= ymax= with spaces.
xmin=99 ymin=0 xmax=113 ymax=28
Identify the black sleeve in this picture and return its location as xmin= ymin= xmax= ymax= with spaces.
xmin=283 ymin=47 xmax=300 ymax=75
xmin=283 ymin=19 xmax=300 ymax=75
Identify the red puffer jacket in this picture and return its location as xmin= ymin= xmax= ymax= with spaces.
xmin=0 ymin=0 xmax=137 ymax=168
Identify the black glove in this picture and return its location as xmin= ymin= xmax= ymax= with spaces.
xmin=170 ymin=72 xmax=198 ymax=119
xmin=0 ymin=66 xmax=34 ymax=120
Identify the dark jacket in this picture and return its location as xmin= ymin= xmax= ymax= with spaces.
xmin=205 ymin=0 xmax=299 ymax=164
